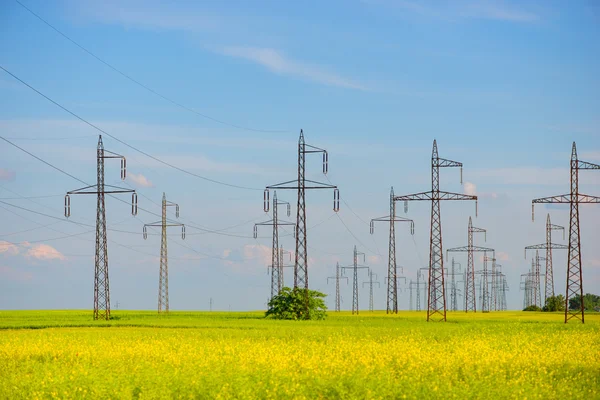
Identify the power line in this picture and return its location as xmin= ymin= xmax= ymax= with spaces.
xmin=14 ymin=0 xmax=288 ymax=135
xmin=0 ymin=66 xmax=262 ymax=191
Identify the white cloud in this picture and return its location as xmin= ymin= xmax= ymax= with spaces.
xmin=364 ymin=0 xmax=539 ymax=23
xmin=127 ymin=172 xmax=154 ymax=188
xmin=464 ymin=181 xmax=477 ymax=196
xmin=25 ymin=244 xmax=66 ymax=261
xmin=0 ymin=241 xmax=20 ymax=256
xmin=221 ymin=47 xmax=368 ymax=91
xmin=0 ymin=168 xmax=16 ymax=181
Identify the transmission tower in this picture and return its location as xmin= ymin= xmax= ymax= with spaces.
xmin=327 ymin=262 xmax=348 ymax=312
xmin=65 ymin=135 xmax=137 ymax=320
xmin=524 ymin=213 xmax=567 ymax=305
xmin=370 ymin=186 xmax=415 ymax=314
xmin=447 ymin=217 xmax=493 ymax=313
xmin=448 ymin=258 xmax=463 ymax=312
xmin=254 ymin=191 xmax=295 ymax=301
xmin=500 ymin=274 xmax=509 ymax=311
xmin=475 ymin=255 xmax=495 ymax=313
xmin=532 ymin=142 xmax=600 ymax=323
xmin=521 ymin=263 xmax=536 ymax=309
xmin=142 ymin=193 xmax=185 ymax=313
xmin=395 ymin=140 xmax=477 ymax=322
xmin=342 ymin=246 xmax=369 ymax=314
xmin=265 ymin=130 xmax=339 ymax=315
xmin=363 ymin=270 xmax=380 ymax=312
xmin=490 ymin=261 xmax=503 ymax=311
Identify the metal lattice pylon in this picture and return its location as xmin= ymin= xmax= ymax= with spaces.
xmin=370 ymin=187 xmax=414 ymax=313
xmin=265 ymin=130 xmax=339 ymax=315
xmin=532 ymin=142 xmax=599 ymax=323
xmin=363 ymin=270 xmax=380 ymax=312
xmin=524 ymin=214 xmax=567 ymax=305
xmin=395 ymin=140 xmax=477 ymax=321
xmin=446 ymin=217 xmax=493 ymax=313
xmin=65 ymin=135 xmax=137 ymax=320
xmin=142 ymin=193 xmax=185 ymax=313
xmin=342 ymin=246 xmax=369 ymax=314
xmin=254 ymin=192 xmax=294 ymax=301
xmin=327 ymin=262 xmax=348 ymax=312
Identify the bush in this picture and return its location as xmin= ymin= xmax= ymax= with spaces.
xmin=266 ymin=287 xmax=327 ymax=320
xmin=542 ymin=295 xmax=565 ymax=312
xmin=523 ymin=305 xmax=542 ymax=312
xmin=568 ymin=293 xmax=600 ymax=311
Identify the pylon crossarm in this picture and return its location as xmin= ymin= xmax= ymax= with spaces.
xmin=578 ymin=160 xmax=600 ymax=170
xmin=394 ymin=191 xmax=432 ymax=201
xmin=533 ymin=194 xmax=571 ymax=203
xmin=437 ymin=158 xmax=463 ymax=168
xmin=102 ymin=150 xmax=125 ymax=158
xmin=437 ymin=191 xmax=477 ymax=201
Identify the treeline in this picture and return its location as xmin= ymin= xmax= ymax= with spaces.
xmin=523 ymin=293 xmax=600 ymax=312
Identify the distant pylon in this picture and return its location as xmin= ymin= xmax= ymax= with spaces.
xmin=395 ymin=140 xmax=477 ymax=321
xmin=254 ymin=191 xmax=294 ymax=301
xmin=449 ymin=258 xmax=463 ymax=312
xmin=142 ymin=193 xmax=185 ymax=313
xmin=447 ymin=217 xmax=493 ymax=313
xmin=265 ymin=130 xmax=340 ymax=315
xmin=65 ymin=135 xmax=137 ymax=320
xmin=370 ymin=187 xmax=414 ymax=314
xmin=524 ymin=214 xmax=567 ymax=305
xmin=342 ymin=246 xmax=369 ymax=314
xmin=363 ymin=269 xmax=380 ymax=312
xmin=532 ymin=142 xmax=600 ymax=323
xmin=327 ymin=262 xmax=348 ymax=312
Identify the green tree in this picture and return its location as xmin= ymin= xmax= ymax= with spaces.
xmin=542 ymin=295 xmax=565 ymax=312
xmin=266 ymin=287 xmax=327 ymax=320
xmin=568 ymin=293 xmax=600 ymax=311
xmin=523 ymin=305 xmax=542 ymax=312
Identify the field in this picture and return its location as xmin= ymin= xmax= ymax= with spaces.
xmin=0 ymin=311 xmax=599 ymax=399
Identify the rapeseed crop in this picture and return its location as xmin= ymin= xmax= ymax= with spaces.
xmin=0 ymin=311 xmax=598 ymax=399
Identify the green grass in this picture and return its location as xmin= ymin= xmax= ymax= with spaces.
xmin=0 ymin=310 xmax=599 ymax=399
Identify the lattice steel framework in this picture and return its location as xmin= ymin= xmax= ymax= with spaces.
xmin=65 ymin=135 xmax=137 ymax=320
xmin=363 ymin=270 xmax=380 ymax=312
xmin=447 ymin=217 xmax=493 ymax=313
xmin=342 ymin=246 xmax=369 ymax=314
xmin=370 ymin=187 xmax=414 ymax=314
xmin=448 ymin=258 xmax=463 ymax=312
xmin=532 ymin=142 xmax=599 ymax=323
xmin=327 ymin=262 xmax=348 ymax=312
xmin=521 ymin=263 xmax=536 ymax=309
xmin=265 ymin=130 xmax=339 ymax=315
xmin=254 ymin=191 xmax=294 ymax=301
xmin=395 ymin=140 xmax=477 ymax=322
xmin=499 ymin=274 xmax=509 ymax=311
xmin=142 ymin=193 xmax=185 ymax=313
xmin=524 ymin=213 xmax=567 ymax=305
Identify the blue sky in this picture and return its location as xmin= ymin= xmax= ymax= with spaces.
xmin=0 ymin=0 xmax=599 ymax=312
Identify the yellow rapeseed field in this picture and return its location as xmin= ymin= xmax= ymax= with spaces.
xmin=0 ymin=310 xmax=598 ymax=399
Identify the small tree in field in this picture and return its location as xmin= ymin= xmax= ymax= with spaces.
xmin=266 ymin=287 xmax=327 ymax=320
xmin=523 ymin=305 xmax=542 ymax=312
xmin=543 ymin=295 xmax=565 ymax=312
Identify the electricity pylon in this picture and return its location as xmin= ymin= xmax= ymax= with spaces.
xmin=65 ymin=135 xmax=138 ymax=320
xmin=327 ymin=262 xmax=348 ymax=312
xmin=363 ymin=270 xmax=380 ymax=312
xmin=370 ymin=186 xmax=415 ymax=314
xmin=521 ymin=262 xmax=536 ymax=308
xmin=395 ymin=140 xmax=477 ymax=322
xmin=264 ymin=130 xmax=340 ymax=315
xmin=342 ymin=246 xmax=369 ymax=314
xmin=524 ymin=214 xmax=567 ymax=304
xmin=499 ymin=274 xmax=509 ymax=311
xmin=448 ymin=258 xmax=463 ymax=312
xmin=476 ymin=255 xmax=496 ymax=313
xmin=254 ymin=191 xmax=295 ymax=301
xmin=532 ymin=142 xmax=600 ymax=323
xmin=142 ymin=193 xmax=185 ymax=313
xmin=447 ymin=217 xmax=494 ymax=313
xmin=490 ymin=261 xmax=502 ymax=311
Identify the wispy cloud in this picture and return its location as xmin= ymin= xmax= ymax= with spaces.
xmin=127 ymin=172 xmax=154 ymax=188
xmin=364 ymin=0 xmax=540 ymax=23
xmin=220 ymin=47 xmax=368 ymax=90
xmin=0 ymin=241 xmax=20 ymax=256
xmin=25 ymin=244 xmax=66 ymax=261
